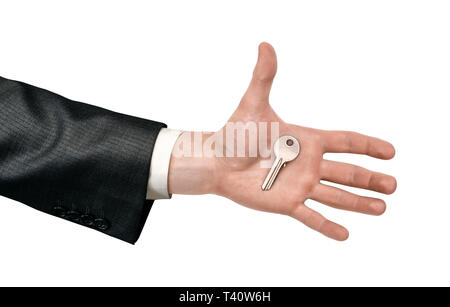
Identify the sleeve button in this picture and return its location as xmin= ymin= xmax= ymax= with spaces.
xmin=66 ymin=210 xmax=81 ymax=222
xmin=94 ymin=218 xmax=110 ymax=231
xmin=80 ymin=214 xmax=95 ymax=226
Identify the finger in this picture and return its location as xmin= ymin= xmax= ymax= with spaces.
xmin=241 ymin=42 xmax=278 ymax=108
xmin=310 ymin=183 xmax=387 ymax=215
xmin=321 ymin=130 xmax=395 ymax=159
xmin=320 ymin=160 xmax=397 ymax=194
xmin=290 ymin=203 xmax=349 ymax=241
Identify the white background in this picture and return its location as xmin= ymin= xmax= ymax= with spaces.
xmin=0 ymin=0 xmax=449 ymax=286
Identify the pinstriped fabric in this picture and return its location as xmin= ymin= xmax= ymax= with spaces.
xmin=0 ymin=76 xmax=166 ymax=243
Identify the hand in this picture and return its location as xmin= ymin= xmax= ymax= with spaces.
xmin=168 ymin=43 xmax=397 ymax=241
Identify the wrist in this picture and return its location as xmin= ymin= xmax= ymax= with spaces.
xmin=167 ymin=131 xmax=219 ymax=195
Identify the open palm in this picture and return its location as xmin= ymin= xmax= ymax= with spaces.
xmin=213 ymin=43 xmax=396 ymax=241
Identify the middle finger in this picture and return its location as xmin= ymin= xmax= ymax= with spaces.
xmin=320 ymin=159 xmax=397 ymax=194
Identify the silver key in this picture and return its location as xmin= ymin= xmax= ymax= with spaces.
xmin=261 ymin=136 xmax=300 ymax=191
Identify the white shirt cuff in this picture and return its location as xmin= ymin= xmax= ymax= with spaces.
xmin=146 ymin=128 xmax=182 ymax=200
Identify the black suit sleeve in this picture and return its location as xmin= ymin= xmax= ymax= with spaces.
xmin=0 ymin=76 xmax=166 ymax=244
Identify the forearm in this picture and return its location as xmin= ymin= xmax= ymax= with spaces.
xmin=167 ymin=131 xmax=218 ymax=195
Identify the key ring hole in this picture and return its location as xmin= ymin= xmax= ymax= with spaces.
xmin=286 ymin=139 xmax=294 ymax=146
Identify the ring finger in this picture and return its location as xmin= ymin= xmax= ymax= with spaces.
xmin=310 ymin=183 xmax=387 ymax=215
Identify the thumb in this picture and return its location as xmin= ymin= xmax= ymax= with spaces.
xmin=242 ymin=42 xmax=278 ymax=106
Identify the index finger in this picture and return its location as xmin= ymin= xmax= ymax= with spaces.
xmin=321 ymin=130 xmax=395 ymax=159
